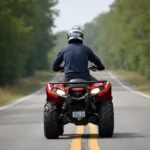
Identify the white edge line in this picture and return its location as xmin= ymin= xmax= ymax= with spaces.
xmin=108 ymin=71 xmax=150 ymax=99
xmin=0 ymin=88 xmax=44 ymax=110
xmin=0 ymin=73 xmax=60 ymax=110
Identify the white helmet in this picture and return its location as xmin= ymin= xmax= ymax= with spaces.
xmin=67 ymin=26 xmax=84 ymax=42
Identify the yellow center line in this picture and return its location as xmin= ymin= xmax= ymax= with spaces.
xmin=70 ymin=126 xmax=84 ymax=150
xmin=88 ymin=123 xmax=100 ymax=150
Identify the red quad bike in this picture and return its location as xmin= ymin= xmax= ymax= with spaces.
xmin=44 ymin=66 xmax=114 ymax=139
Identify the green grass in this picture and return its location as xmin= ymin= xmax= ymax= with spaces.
xmin=0 ymin=71 xmax=55 ymax=104
xmin=113 ymin=70 xmax=150 ymax=94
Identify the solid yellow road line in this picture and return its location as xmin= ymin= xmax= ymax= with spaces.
xmin=70 ymin=126 xmax=84 ymax=150
xmin=88 ymin=123 xmax=100 ymax=150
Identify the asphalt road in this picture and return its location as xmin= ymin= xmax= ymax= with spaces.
xmin=0 ymin=71 xmax=150 ymax=150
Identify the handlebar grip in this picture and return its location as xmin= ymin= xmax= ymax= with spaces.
xmin=88 ymin=66 xmax=99 ymax=71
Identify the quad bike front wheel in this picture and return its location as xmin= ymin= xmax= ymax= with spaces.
xmin=98 ymin=100 xmax=114 ymax=137
xmin=44 ymin=102 xmax=61 ymax=139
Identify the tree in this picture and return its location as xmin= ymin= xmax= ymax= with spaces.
xmin=0 ymin=0 xmax=58 ymax=85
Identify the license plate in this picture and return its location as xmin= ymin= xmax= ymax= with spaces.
xmin=72 ymin=111 xmax=85 ymax=118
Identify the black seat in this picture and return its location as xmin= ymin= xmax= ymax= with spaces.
xmin=69 ymin=78 xmax=87 ymax=83
xmin=68 ymin=78 xmax=88 ymax=88
xmin=69 ymin=78 xmax=87 ymax=82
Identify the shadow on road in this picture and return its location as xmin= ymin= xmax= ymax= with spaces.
xmin=59 ymin=133 xmax=97 ymax=139
xmin=112 ymin=132 xmax=146 ymax=139
xmin=58 ymin=132 xmax=146 ymax=139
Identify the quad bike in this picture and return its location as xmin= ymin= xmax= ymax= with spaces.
xmin=44 ymin=66 xmax=114 ymax=139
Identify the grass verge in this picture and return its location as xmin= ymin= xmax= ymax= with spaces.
xmin=112 ymin=70 xmax=150 ymax=94
xmin=0 ymin=71 xmax=55 ymax=105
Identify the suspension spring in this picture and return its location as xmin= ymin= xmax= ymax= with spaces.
xmin=91 ymin=102 xmax=96 ymax=110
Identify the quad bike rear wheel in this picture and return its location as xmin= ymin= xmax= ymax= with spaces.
xmin=59 ymin=125 xmax=64 ymax=135
xmin=44 ymin=102 xmax=60 ymax=139
xmin=98 ymin=101 xmax=114 ymax=137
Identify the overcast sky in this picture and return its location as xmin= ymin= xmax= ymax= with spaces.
xmin=53 ymin=0 xmax=114 ymax=32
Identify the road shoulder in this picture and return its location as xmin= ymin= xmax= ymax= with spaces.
xmin=109 ymin=71 xmax=150 ymax=99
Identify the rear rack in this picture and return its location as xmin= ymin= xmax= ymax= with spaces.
xmin=49 ymin=80 xmax=108 ymax=85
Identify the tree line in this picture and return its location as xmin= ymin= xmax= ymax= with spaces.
xmin=83 ymin=0 xmax=150 ymax=78
xmin=54 ymin=0 xmax=150 ymax=78
xmin=0 ymin=0 xmax=58 ymax=85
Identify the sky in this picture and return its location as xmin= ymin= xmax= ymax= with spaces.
xmin=53 ymin=0 xmax=115 ymax=32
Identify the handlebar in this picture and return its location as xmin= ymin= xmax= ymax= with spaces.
xmin=58 ymin=65 xmax=100 ymax=73
xmin=88 ymin=66 xmax=99 ymax=71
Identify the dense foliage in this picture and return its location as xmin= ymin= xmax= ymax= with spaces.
xmin=0 ymin=0 xmax=58 ymax=85
xmin=52 ymin=31 xmax=67 ymax=56
xmin=54 ymin=0 xmax=150 ymax=78
xmin=83 ymin=0 xmax=150 ymax=78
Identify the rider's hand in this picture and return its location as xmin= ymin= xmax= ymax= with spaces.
xmin=97 ymin=65 xmax=105 ymax=71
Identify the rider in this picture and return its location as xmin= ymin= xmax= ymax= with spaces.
xmin=52 ymin=26 xmax=105 ymax=82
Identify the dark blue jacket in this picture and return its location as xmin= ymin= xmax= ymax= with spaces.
xmin=52 ymin=43 xmax=105 ymax=79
